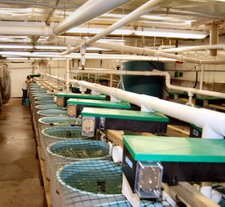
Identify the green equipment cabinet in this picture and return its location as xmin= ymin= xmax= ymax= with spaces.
xmin=81 ymin=107 xmax=169 ymax=137
xmin=55 ymin=92 xmax=107 ymax=107
xmin=67 ymin=98 xmax=131 ymax=117
xmin=122 ymin=136 xmax=225 ymax=200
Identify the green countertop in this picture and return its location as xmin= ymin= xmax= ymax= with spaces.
xmin=81 ymin=107 xmax=169 ymax=122
xmin=67 ymin=98 xmax=131 ymax=109
xmin=55 ymin=92 xmax=106 ymax=100
xmin=124 ymin=136 xmax=225 ymax=163
xmin=196 ymin=95 xmax=224 ymax=100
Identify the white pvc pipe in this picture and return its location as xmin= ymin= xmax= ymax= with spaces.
xmin=71 ymin=80 xmax=225 ymax=139
xmin=63 ymin=0 xmax=168 ymax=54
xmin=53 ymin=0 xmax=130 ymax=35
xmin=199 ymin=65 xmax=204 ymax=90
xmin=72 ymin=68 xmax=225 ymax=99
xmin=161 ymin=44 xmax=225 ymax=53
xmin=66 ymin=59 xmax=70 ymax=91
xmin=91 ymin=42 xmax=225 ymax=65
xmin=0 ymin=25 xmax=53 ymax=36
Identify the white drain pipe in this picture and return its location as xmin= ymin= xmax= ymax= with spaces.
xmin=161 ymin=44 xmax=225 ymax=53
xmin=53 ymin=0 xmax=130 ymax=35
xmin=71 ymin=80 xmax=225 ymax=139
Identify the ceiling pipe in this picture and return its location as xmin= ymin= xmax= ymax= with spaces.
xmin=161 ymin=44 xmax=225 ymax=53
xmin=0 ymin=25 xmax=53 ymax=36
xmin=72 ymin=68 xmax=225 ymax=99
xmin=70 ymin=80 xmax=225 ymax=139
xmin=53 ymin=0 xmax=130 ymax=35
xmin=62 ymin=0 xmax=169 ymax=55
xmin=90 ymin=42 xmax=225 ymax=65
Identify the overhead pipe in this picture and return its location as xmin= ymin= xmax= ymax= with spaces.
xmin=63 ymin=0 xmax=169 ymax=55
xmin=161 ymin=44 xmax=225 ymax=53
xmin=70 ymin=80 xmax=225 ymax=139
xmin=90 ymin=42 xmax=225 ymax=65
xmin=53 ymin=0 xmax=130 ymax=35
xmin=72 ymin=68 xmax=225 ymax=99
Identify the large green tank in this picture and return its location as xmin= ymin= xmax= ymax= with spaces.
xmin=122 ymin=61 xmax=164 ymax=98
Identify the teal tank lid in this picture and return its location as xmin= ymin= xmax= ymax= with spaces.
xmin=124 ymin=136 xmax=225 ymax=163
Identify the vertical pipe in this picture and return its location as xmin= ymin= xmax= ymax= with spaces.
xmin=199 ymin=64 xmax=204 ymax=90
xmin=110 ymin=74 xmax=113 ymax=87
xmin=66 ymin=59 xmax=70 ymax=91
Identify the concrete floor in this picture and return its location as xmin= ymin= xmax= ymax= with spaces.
xmin=0 ymin=98 xmax=45 ymax=207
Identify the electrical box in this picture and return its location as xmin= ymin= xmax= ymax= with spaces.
xmin=81 ymin=116 xmax=95 ymax=137
xmin=134 ymin=161 xmax=163 ymax=199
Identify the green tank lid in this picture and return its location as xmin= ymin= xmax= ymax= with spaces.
xmin=124 ymin=136 xmax=225 ymax=163
xmin=81 ymin=107 xmax=169 ymax=122
xmin=196 ymin=95 xmax=224 ymax=100
xmin=67 ymin=98 xmax=131 ymax=109
xmin=55 ymin=92 xmax=106 ymax=100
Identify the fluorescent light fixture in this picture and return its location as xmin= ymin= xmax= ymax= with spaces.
xmin=0 ymin=44 xmax=33 ymax=49
xmin=68 ymin=27 xmax=103 ymax=33
xmin=101 ymin=13 xmax=123 ymax=18
xmin=135 ymin=28 xmax=208 ymax=39
xmin=68 ymin=27 xmax=133 ymax=35
xmin=111 ymin=29 xmax=134 ymax=35
xmin=97 ymin=39 xmax=124 ymax=44
xmin=7 ymin=57 xmax=29 ymax=60
xmin=35 ymin=45 xmax=67 ymax=50
xmin=0 ymin=36 xmax=31 ymax=43
xmin=35 ymin=45 xmax=109 ymax=51
xmin=86 ymin=47 xmax=109 ymax=51
xmin=68 ymin=26 xmax=207 ymax=39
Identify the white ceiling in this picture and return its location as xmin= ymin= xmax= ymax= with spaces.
xmin=0 ymin=0 xmax=224 ymax=59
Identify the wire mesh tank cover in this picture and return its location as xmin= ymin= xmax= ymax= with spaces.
xmin=35 ymin=100 xmax=55 ymax=105
xmin=57 ymin=160 xmax=126 ymax=207
xmin=38 ymin=117 xmax=81 ymax=130
xmin=35 ymin=104 xmax=61 ymax=110
xmin=47 ymin=140 xmax=111 ymax=207
xmin=37 ymin=109 xmax=68 ymax=117
xmin=41 ymin=126 xmax=89 ymax=160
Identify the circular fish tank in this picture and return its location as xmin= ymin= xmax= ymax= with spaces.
xmin=57 ymin=160 xmax=125 ymax=207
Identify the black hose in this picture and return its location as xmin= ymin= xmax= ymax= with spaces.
xmin=193 ymin=70 xmax=198 ymax=88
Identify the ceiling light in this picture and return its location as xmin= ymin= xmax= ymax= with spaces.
xmin=35 ymin=45 xmax=67 ymax=50
xmin=0 ymin=44 xmax=33 ymax=49
xmin=68 ymin=27 xmax=103 ymax=33
xmin=68 ymin=27 xmax=133 ymax=35
xmin=135 ymin=28 xmax=208 ymax=39
xmin=97 ymin=39 xmax=124 ymax=44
